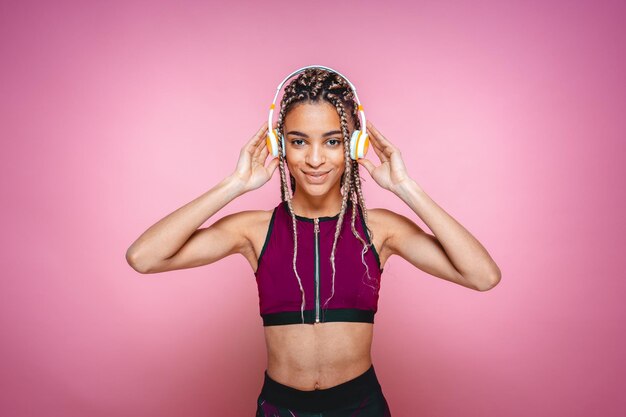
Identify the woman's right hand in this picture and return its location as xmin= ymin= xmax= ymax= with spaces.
xmin=229 ymin=121 xmax=280 ymax=194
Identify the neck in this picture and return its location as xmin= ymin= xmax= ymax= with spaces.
xmin=290 ymin=191 xmax=345 ymax=219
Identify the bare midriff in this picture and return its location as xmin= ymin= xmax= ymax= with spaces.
xmin=263 ymin=321 xmax=374 ymax=391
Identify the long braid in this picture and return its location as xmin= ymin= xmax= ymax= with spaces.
xmin=348 ymin=103 xmax=377 ymax=265
xmin=321 ymin=95 xmax=352 ymax=315
xmin=277 ymin=93 xmax=307 ymax=323
xmin=352 ymin=159 xmax=378 ymax=291
xmin=347 ymin=98 xmax=379 ymax=289
xmin=274 ymin=68 xmax=378 ymax=324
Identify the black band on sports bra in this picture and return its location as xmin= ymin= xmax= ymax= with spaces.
xmin=262 ymin=308 xmax=375 ymax=326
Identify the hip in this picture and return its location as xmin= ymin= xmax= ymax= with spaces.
xmin=256 ymin=364 xmax=392 ymax=416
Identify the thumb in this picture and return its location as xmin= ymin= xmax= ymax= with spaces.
xmin=357 ymin=158 xmax=375 ymax=175
xmin=268 ymin=157 xmax=280 ymax=176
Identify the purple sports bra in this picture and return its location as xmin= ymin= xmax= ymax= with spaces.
xmin=254 ymin=200 xmax=384 ymax=326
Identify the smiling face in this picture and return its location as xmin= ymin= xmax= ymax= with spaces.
xmin=283 ymin=101 xmax=354 ymax=199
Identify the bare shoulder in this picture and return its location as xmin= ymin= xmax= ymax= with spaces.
xmin=362 ymin=206 xmax=403 ymax=237
xmin=225 ymin=208 xmax=273 ymax=230
xmin=368 ymin=206 xmax=418 ymax=223
xmin=204 ymin=208 xmax=273 ymax=256
xmin=361 ymin=207 xmax=389 ymax=235
xmin=367 ymin=207 xmax=424 ymax=238
xmin=361 ymin=207 xmax=424 ymax=269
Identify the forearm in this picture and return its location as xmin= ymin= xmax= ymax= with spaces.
xmin=126 ymin=175 xmax=245 ymax=266
xmin=394 ymin=179 xmax=501 ymax=287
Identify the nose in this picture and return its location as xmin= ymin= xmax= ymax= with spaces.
xmin=305 ymin=143 xmax=325 ymax=167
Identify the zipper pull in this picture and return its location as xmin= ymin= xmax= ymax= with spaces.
xmin=314 ymin=217 xmax=319 ymax=233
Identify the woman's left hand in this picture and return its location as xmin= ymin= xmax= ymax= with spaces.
xmin=357 ymin=120 xmax=413 ymax=194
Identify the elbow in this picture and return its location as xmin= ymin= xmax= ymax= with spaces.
xmin=476 ymin=268 xmax=502 ymax=292
xmin=126 ymin=247 xmax=152 ymax=274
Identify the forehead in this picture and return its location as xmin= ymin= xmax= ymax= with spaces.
xmin=284 ymin=101 xmax=342 ymax=130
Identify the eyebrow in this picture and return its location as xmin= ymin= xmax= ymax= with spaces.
xmin=285 ymin=130 xmax=342 ymax=138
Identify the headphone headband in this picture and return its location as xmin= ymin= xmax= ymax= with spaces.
xmin=268 ymin=65 xmax=366 ymax=132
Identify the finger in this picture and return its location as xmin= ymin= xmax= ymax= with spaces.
xmin=256 ymin=120 xmax=269 ymax=136
xmin=251 ymin=121 xmax=269 ymax=144
xmin=267 ymin=156 xmax=279 ymax=175
xmin=367 ymin=130 xmax=386 ymax=152
xmin=368 ymin=121 xmax=396 ymax=156
xmin=255 ymin=140 xmax=269 ymax=161
xmin=367 ymin=128 xmax=395 ymax=159
xmin=246 ymin=137 xmax=265 ymax=158
xmin=366 ymin=120 xmax=395 ymax=148
xmin=245 ymin=122 xmax=269 ymax=153
xmin=366 ymin=127 xmax=389 ymax=149
xmin=366 ymin=120 xmax=386 ymax=141
xmin=365 ymin=125 xmax=386 ymax=151
xmin=253 ymin=136 xmax=266 ymax=159
xmin=368 ymin=135 xmax=388 ymax=162
xmin=357 ymin=158 xmax=376 ymax=175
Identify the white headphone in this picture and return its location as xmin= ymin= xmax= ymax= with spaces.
xmin=266 ymin=65 xmax=370 ymax=160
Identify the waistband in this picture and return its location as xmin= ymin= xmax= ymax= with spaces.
xmin=259 ymin=364 xmax=382 ymax=412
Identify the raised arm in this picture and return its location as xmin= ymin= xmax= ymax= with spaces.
xmin=125 ymin=121 xmax=279 ymax=273
xmin=359 ymin=120 xmax=501 ymax=291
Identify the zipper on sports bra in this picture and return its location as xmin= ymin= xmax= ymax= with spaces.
xmin=314 ymin=217 xmax=320 ymax=324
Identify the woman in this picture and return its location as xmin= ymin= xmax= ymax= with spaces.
xmin=126 ymin=67 xmax=501 ymax=416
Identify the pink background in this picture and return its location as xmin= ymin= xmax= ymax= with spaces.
xmin=1 ymin=0 xmax=624 ymax=416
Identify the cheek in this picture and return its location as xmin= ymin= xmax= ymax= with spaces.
xmin=334 ymin=152 xmax=346 ymax=165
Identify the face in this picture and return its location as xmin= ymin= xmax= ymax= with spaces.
xmin=282 ymin=101 xmax=354 ymax=197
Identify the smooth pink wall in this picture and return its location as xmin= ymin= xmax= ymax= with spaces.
xmin=1 ymin=0 xmax=624 ymax=416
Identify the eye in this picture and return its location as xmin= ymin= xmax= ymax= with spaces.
xmin=328 ymin=139 xmax=342 ymax=146
xmin=291 ymin=139 xmax=305 ymax=146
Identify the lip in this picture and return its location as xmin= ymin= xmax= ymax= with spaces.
xmin=303 ymin=170 xmax=330 ymax=184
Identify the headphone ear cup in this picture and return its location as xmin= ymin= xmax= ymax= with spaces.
xmin=361 ymin=134 xmax=370 ymax=159
xmin=268 ymin=129 xmax=286 ymax=158
xmin=266 ymin=133 xmax=275 ymax=157
xmin=350 ymin=130 xmax=370 ymax=160
xmin=267 ymin=129 xmax=279 ymax=157
xmin=350 ymin=130 xmax=359 ymax=160
xmin=279 ymin=132 xmax=286 ymax=158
